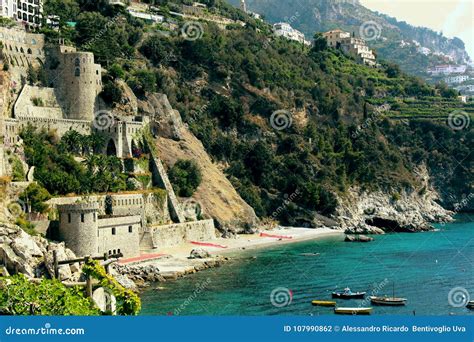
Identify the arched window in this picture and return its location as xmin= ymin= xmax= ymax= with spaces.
xmin=74 ymin=57 xmax=80 ymax=66
xmin=75 ymin=67 xmax=80 ymax=77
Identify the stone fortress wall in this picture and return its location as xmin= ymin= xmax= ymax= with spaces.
xmin=48 ymin=192 xmax=171 ymax=225
xmin=97 ymin=215 xmax=141 ymax=258
xmin=0 ymin=27 xmax=144 ymax=159
xmin=0 ymin=26 xmax=45 ymax=68
xmin=13 ymin=84 xmax=63 ymax=118
xmin=45 ymin=43 xmax=102 ymax=121
xmin=52 ymin=191 xmax=216 ymax=257
xmin=58 ymin=203 xmax=101 ymax=257
xmin=151 ymin=220 xmax=216 ymax=249
xmin=93 ymin=115 xmax=150 ymax=159
xmin=58 ymin=202 xmax=142 ymax=258
xmin=3 ymin=116 xmax=91 ymax=147
xmin=1 ymin=26 xmax=217 ymax=258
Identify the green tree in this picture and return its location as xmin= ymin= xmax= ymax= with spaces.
xmin=20 ymin=183 xmax=51 ymax=214
xmin=169 ymin=160 xmax=202 ymax=197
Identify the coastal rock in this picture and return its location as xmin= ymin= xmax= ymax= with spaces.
xmin=189 ymin=248 xmax=211 ymax=259
xmin=344 ymin=223 xmax=385 ymax=235
xmin=10 ymin=229 xmax=43 ymax=260
xmin=336 ymin=166 xmax=453 ymax=233
xmin=0 ymin=242 xmax=35 ymax=277
xmin=113 ymin=274 xmax=138 ymax=291
xmin=44 ymin=243 xmax=73 ymax=281
xmin=0 ymin=222 xmax=80 ymax=280
xmin=92 ymin=287 xmax=117 ymax=314
xmin=182 ymin=199 xmax=201 ymax=222
xmin=345 ymin=235 xmax=374 ymax=242
xmin=113 ymin=264 xmax=165 ymax=284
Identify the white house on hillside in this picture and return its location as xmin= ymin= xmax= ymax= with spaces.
xmin=273 ymin=22 xmax=310 ymax=46
xmin=0 ymin=0 xmax=43 ymax=28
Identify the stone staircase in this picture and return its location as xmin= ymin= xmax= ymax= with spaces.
xmin=149 ymin=151 xmax=185 ymax=224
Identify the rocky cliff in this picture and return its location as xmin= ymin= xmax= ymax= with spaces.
xmin=155 ymin=129 xmax=258 ymax=234
xmin=337 ymin=165 xmax=453 ymax=234
xmin=139 ymin=93 xmax=258 ymax=235
xmin=0 ymin=222 xmax=81 ymax=281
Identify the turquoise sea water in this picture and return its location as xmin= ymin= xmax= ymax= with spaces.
xmin=140 ymin=217 xmax=473 ymax=316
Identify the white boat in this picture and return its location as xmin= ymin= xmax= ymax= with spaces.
xmin=370 ymin=283 xmax=407 ymax=306
xmin=370 ymin=296 xmax=407 ymax=306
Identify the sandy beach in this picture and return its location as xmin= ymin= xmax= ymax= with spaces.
xmin=123 ymin=228 xmax=343 ymax=280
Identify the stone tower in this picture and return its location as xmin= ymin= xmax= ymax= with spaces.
xmin=58 ymin=203 xmax=99 ymax=257
xmin=46 ymin=41 xmax=102 ymax=121
xmin=240 ymin=0 xmax=247 ymax=12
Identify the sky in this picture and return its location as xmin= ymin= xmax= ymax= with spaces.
xmin=360 ymin=0 xmax=474 ymax=59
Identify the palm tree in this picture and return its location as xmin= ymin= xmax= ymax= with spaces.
xmin=83 ymin=154 xmax=99 ymax=173
xmin=89 ymin=133 xmax=107 ymax=154
xmin=61 ymin=130 xmax=82 ymax=155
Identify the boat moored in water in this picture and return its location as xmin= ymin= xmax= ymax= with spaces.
xmin=332 ymin=287 xmax=366 ymax=299
xmin=311 ymin=300 xmax=336 ymax=307
xmin=334 ymin=307 xmax=372 ymax=315
xmin=370 ymin=296 xmax=407 ymax=306
xmin=370 ymin=283 xmax=407 ymax=306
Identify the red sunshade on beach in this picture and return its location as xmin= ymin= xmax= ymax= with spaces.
xmin=260 ymin=233 xmax=293 ymax=239
xmin=190 ymin=241 xmax=228 ymax=249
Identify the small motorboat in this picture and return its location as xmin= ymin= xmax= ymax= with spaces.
xmin=332 ymin=287 xmax=366 ymax=299
xmin=467 ymin=301 xmax=474 ymax=309
xmin=311 ymin=300 xmax=336 ymax=307
xmin=370 ymin=296 xmax=407 ymax=306
xmin=334 ymin=307 xmax=372 ymax=315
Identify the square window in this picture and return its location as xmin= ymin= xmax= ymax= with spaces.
xmin=129 ymin=226 xmax=133 ymax=233
xmin=112 ymin=228 xmax=116 ymax=235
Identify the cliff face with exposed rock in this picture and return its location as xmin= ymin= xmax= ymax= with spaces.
xmin=337 ymin=165 xmax=453 ymax=234
xmin=140 ymin=94 xmax=258 ymax=235
xmin=0 ymin=222 xmax=81 ymax=280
